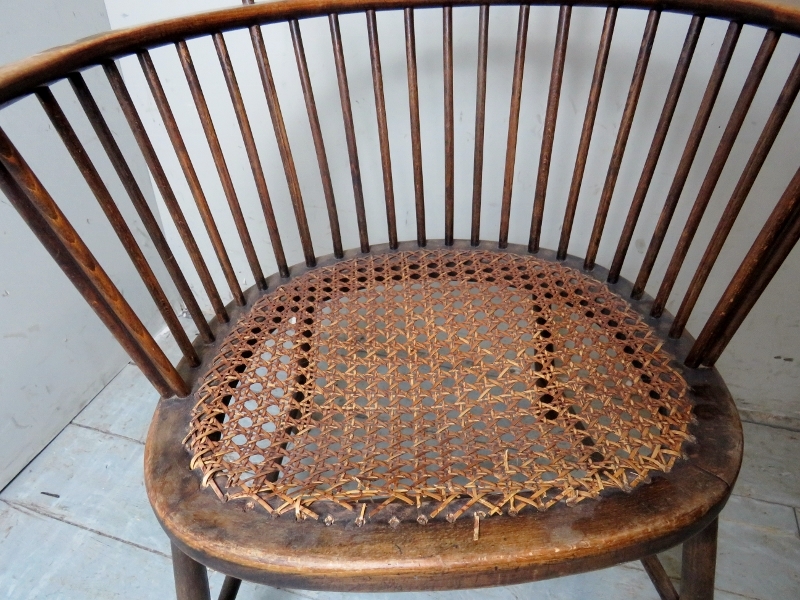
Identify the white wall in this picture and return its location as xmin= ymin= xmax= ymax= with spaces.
xmin=103 ymin=1 xmax=799 ymax=417
xmin=0 ymin=0 xmax=175 ymax=489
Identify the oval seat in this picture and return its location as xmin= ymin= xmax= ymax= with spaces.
xmin=146 ymin=242 xmax=742 ymax=592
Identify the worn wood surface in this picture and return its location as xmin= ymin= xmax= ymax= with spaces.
xmin=145 ymin=241 xmax=740 ymax=592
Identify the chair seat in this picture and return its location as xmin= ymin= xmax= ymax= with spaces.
xmin=145 ymin=243 xmax=742 ymax=592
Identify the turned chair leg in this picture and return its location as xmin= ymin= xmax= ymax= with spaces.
xmin=680 ymin=517 xmax=719 ymax=600
xmin=172 ymin=543 xmax=211 ymax=600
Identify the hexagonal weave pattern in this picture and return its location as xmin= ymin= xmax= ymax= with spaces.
xmin=187 ymin=250 xmax=692 ymax=524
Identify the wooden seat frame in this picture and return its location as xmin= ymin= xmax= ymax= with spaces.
xmin=1 ymin=1 xmax=799 ymax=599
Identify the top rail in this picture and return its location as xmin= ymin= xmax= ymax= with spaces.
xmin=2 ymin=0 xmax=800 ymax=107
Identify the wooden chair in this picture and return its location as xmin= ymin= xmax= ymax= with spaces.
xmin=1 ymin=1 xmax=798 ymax=598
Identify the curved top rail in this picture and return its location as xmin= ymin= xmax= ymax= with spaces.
xmin=1 ymin=0 xmax=800 ymax=107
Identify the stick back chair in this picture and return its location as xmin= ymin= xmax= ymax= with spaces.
xmin=1 ymin=1 xmax=799 ymax=598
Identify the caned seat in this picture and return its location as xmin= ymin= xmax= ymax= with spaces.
xmin=3 ymin=0 xmax=799 ymax=598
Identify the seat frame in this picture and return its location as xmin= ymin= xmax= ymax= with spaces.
xmin=151 ymin=242 xmax=741 ymax=597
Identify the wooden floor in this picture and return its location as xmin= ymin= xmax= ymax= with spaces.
xmin=0 ymin=318 xmax=798 ymax=599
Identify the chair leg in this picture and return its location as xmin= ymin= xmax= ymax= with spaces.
xmin=680 ymin=517 xmax=719 ymax=600
xmin=171 ymin=543 xmax=211 ymax=600
xmin=218 ymin=576 xmax=242 ymax=600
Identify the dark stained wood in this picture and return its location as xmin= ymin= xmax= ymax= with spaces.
xmin=405 ymin=8 xmax=426 ymax=247
xmin=687 ymin=163 xmax=800 ymax=367
xmin=0 ymin=160 xmax=170 ymax=397
xmin=680 ymin=518 xmax=719 ymax=600
xmin=139 ymin=50 xmax=246 ymax=307
xmin=214 ymin=32 xmax=290 ymax=277
xmin=529 ymin=4 xmax=571 ymax=253
xmin=150 ymin=242 xmax=736 ymax=593
xmin=248 ymin=16 xmax=317 ymax=268
xmin=367 ymin=9 xmax=398 ymax=249
xmin=641 ymin=555 xmax=679 ymax=600
xmin=670 ymin=51 xmax=800 ymax=338
xmin=218 ymin=576 xmax=242 ymax=600
xmin=288 ymin=20 xmax=344 ymax=260
xmin=443 ymin=5 xmax=454 ymax=246
xmin=69 ymin=72 xmax=214 ymax=345
xmin=0 ymin=128 xmax=188 ymax=397
xmin=499 ymin=4 xmax=530 ymax=249
xmin=172 ymin=542 xmax=211 ymax=600
xmin=608 ymin=15 xmax=703 ymax=283
xmin=471 ymin=4 xmax=489 ymax=246
xmin=176 ymin=40 xmax=266 ymax=291
xmin=36 ymin=85 xmax=200 ymax=367
xmin=6 ymin=1 xmax=800 ymax=110
xmin=103 ymin=60 xmax=229 ymax=324
xmin=631 ymin=21 xmax=741 ymax=300
xmin=584 ymin=9 xmax=660 ymax=271
xmin=557 ymin=6 xmax=617 ymax=260
xmin=329 ymin=13 xmax=370 ymax=253
xmin=651 ymin=29 xmax=780 ymax=318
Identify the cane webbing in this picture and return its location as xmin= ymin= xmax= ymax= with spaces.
xmin=187 ymin=249 xmax=692 ymax=524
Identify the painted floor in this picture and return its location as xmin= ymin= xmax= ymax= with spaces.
xmin=1 ymin=321 xmax=798 ymax=599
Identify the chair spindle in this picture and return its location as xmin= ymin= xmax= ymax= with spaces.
xmin=671 ymin=51 xmax=800 ymax=337
xmin=176 ymin=40 xmax=266 ymax=292
xmin=529 ymin=4 xmax=571 ymax=254
xmin=405 ymin=8 xmax=426 ymax=247
xmin=499 ymin=4 xmax=530 ymax=249
xmin=687 ymin=162 xmax=800 ymax=367
xmin=651 ymin=28 xmax=780 ymax=318
xmin=70 ymin=71 xmax=214 ymax=344
xmin=0 ymin=129 xmax=187 ymax=397
xmin=558 ymin=6 xmax=617 ymax=260
xmin=608 ymin=15 xmax=704 ymax=283
xmin=444 ymin=5 xmax=454 ymax=246
xmin=36 ymin=85 xmax=199 ymax=366
xmin=213 ymin=32 xmax=291 ymax=278
xmin=471 ymin=4 xmax=490 ymax=246
xmin=248 ymin=16 xmax=316 ymax=268
xmin=288 ymin=20 xmax=344 ymax=260
xmin=329 ymin=13 xmax=370 ymax=253
xmin=139 ymin=50 xmax=246 ymax=306
xmin=584 ymin=9 xmax=660 ymax=271
xmin=367 ymin=9 xmax=399 ymax=249
xmin=631 ymin=21 xmax=742 ymax=300
xmin=103 ymin=61 xmax=229 ymax=324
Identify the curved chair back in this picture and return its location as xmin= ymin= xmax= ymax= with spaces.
xmin=0 ymin=0 xmax=798 ymax=397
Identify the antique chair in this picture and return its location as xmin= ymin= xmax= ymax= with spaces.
xmin=1 ymin=0 xmax=798 ymax=598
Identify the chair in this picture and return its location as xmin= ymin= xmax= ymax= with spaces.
xmin=1 ymin=1 xmax=798 ymax=598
